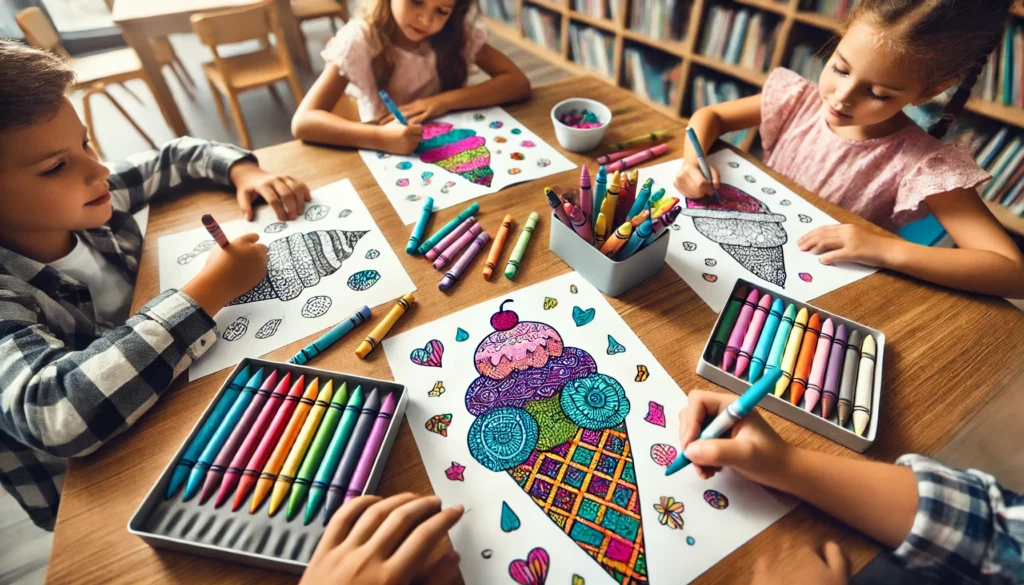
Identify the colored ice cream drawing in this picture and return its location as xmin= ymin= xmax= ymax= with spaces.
xmin=415 ymin=122 xmax=494 ymax=187
xmin=680 ymin=184 xmax=788 ymax=288
xmin=465 ymin=300 xmax=648 ymax=585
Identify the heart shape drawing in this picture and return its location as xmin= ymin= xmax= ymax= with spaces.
xmin=572 ymin=306 xmax=595 ymax=327
xmin=509 ymin=547 xmax=549 ymax=585
xmin=410 ymin=339 xmax=444 ymax=367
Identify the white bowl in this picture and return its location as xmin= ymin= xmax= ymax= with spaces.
xmin=550 ymin=97 xmax=612 ymax=153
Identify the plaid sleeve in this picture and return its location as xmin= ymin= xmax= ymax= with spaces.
xmin=0 ymin=289 xmax=217 ymax=458
xmin=106 ymin=136 xmax=257 ymax=213
xmin=894 ymin=454 xmax=1024 ymax=584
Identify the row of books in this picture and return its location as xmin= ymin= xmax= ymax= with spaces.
xmin=797 ymin=0 xmax=860 ymax=19
xmin=690 ymin=73 xmax=752 ymax=146
xmin=571 ymin=0 xmax=620 ymax=21
xmin=699 ymin=6 xmax=778 ymax=73
xmin=789 ymin=43 xmax=827 ymax=81
xmin=480 ymin=0 xmax=517 ymax=24
xmin=628 ymin=0 xmax=688 ymax=42
xmin=522 ymin=6 xmax=561 ymax=53
xmin=622 ymin=45 xmax=681 ymax=106
xmin=976 ymin=23 xmax=1024 ymax=108
xmin=974 ymin=127 xmax=1024 ymax=215
xmin=569 ymin=24 xmax=615 ymax=78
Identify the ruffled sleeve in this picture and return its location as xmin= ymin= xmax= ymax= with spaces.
xmin=894 ymin=145 xmax=991 ymax=225
xmin=463 ymin=18 xmax=488 ymax=67
xmin=321 ymin=19 xmax=379 ymax=98
xmin=760 ymin=67 xmax=815 ymax=153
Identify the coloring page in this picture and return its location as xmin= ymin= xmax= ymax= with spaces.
xmin=158 ymin=179 xmax=416 ymax=380
xmin=383 ymin=273 xmax=795 ymax=584
xmin=359 ymin=106 xmax=576 ymax=224
xmin=642 ymin=153 xmax=876 ymax=312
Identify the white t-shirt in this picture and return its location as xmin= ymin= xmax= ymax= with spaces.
xmin=49 ymin=234 xmax=134 ymax=326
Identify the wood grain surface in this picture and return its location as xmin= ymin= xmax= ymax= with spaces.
xmin=46 ymin=77 xmax=1024 ymax=585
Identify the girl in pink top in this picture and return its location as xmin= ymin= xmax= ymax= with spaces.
xmin=291 ymin=0 xmax=530 ymax=155
xmin=677 ymin=0 xmax=1024 ymax=299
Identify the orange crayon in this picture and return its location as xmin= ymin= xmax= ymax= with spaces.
xmin=249 ymin=377 xmax=320 ymax=513
xmin=599 ymin=221 xmax=633 ymax=257
xmin=483 ymin=214 xmax=513 ymax=280
xmin=789 ymin=313 xmax=821 ymax=406
xmin=630 ymin=209 xmax=650 ymax=228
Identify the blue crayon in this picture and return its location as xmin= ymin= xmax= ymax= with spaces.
xmin=615 ymin=219 xmax=653 ymax=260
xmin=166 ymin=365 xmax=253 ymax=499
xmin=183 ymin=368 xmax=267 ymax=501
xmin=748 ymin=298 xmax=784 ymax=382
xmin=417 ymin=202 xmax=479 ymax=255
xmin=290 ymin=306 xmax=372 ymax=366
xmin=378 ymin=90 xmax=408 ymax=125
xmin=406 ymin=197 xmax=434 ymax=255
xmin=626 ymin=178 xmax=654 ymax=219
xmin=649 ymin=188 xmax=666 ymax=204
xmin=763 ymin=304 xmax=796 ymax=379
xmin=592 ymin=165 xmax=607 ymax=229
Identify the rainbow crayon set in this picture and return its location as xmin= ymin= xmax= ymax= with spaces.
xmin=696 ymin=279 xmax=885 ymax=452
xmin=128 ymin=358 xmax=407 ymax=572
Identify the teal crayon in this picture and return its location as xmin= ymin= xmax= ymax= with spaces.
xmin=290 ymin=306 xmax=371 ymax=365
xmin=305 ymin=385 xmax=366 ymax=524
xmin=615 ymin=219 xmax=653 ymax=260
xmin=166 ymin=365 xmax=252 ymax=499
xmin=749 ymin=298 xmax=784 ymax=382
xmin=416 ymin=202 xmax=479 ymax=255
xmin=592 ymin=165 xmax=607 ymax=230
xmin=405 ymin=197 xmax=434 ymax=254
xmin=626 ymin=178 xmax=654 ymax=220
xmin=649 ymin=188 xmax=666 ymax=204
xmin=378 ymin=90 xmax=408 ymax=125
xmin=764 ymin=304 xmax=796 ymax=378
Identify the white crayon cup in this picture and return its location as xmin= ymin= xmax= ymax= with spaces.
xmin=551 ymin=98 xmax=612 ymax=153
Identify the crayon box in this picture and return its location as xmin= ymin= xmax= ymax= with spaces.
xmin=128 ymin=357 xmax=408 ymax=573
xmin=695 ymin=279 xmax=885 ymax=452
xmin=548 ymin=213 xmax=670 ymax=297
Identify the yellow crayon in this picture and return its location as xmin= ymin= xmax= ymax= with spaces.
xmin=599 ymin=221 xmax=632 ymax=257
xmin=599 ymin=171 xmax=620 ymax=239
xmin=609 ymin=130 xmax=670 ymax=151
xmin=267 ymin=380 xmax=335 ymax=516
xmin=355 ymin=293 xmax=415 ymax=359
xmin=775 ymin=308 xmax=809 ymax=397
xmin=594 ymin=213 xmax=608 ymax=250
xmin=250 ymin=376 xmax=320 ymax=513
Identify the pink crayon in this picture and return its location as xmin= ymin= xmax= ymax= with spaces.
xmin=821 ymin=323 xmax=849 ymax=420
xmin=579 ymin=165 xmax=593 ymax=227
xmin=433 ymin=223 xmax=482 ymax=270
xmin=804 ymin=318 xmax=835 ymax=414
xmin=202 ymin=214 xmax=229 ymax=248
xmin=596 ymin=145 xmax=645 ymax=166
xmin=425 ymin=217 xmax=475 ymax=262
xmin=734 ymin=293 xmax=771 ymax=378
xmin=606 ymin=143 xmax=670 ymax=173
xmin=564 ymin=202 xmax=594 ymax=244
xmin=440 ymin=231 xmax=489 ymax=291
xmin=722 ymin=288 xmax=759 ymax=373
xmin=342 ymin=392 xmax=398 ymax=504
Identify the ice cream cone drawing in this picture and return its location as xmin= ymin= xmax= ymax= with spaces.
xmin=465 ymin=301 xmax=648 ymax=584
xmin=679 ymin=184 xmax=788 ymax=287
xmin=416 ymin=122 xmax=495 ymax=187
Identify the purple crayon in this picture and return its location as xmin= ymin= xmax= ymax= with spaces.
xmin=425 ymin=217 xmax=475 ymax=262
xmin=546 ymin=187 xmax=571 ymax=226
xmin=440 ymin=231 xmax=489 ymax=291
xmin=735 ymin=293 xmax=771 ymax=377
xmin=804 ymin=318 xmax=835 ymax=414
xmin=564 ymin=202 xmax=594 ymax=244
xmin=722 ymin=288 xmax=759 ymax=373
xmin=821 ymin=323 xmax=849 ymax=419
xmin=342 ymin=392 xmax=398 ymax=504
xmin=579 ymin=166 xmax=593 ymax=228
xmin=433 ymin=223 xmax=483 ymax=270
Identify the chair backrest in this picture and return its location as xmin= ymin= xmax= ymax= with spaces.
xmin=190 ymin=0 xmax=279 ymax=48
xmin=16 ymin=7 xmax=68 ymax=57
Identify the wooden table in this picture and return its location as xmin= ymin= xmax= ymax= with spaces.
xmin=47 ymin=77 xmax=1024 ymax=585
xmin=112 ymin=0 xmax=309 ymax=137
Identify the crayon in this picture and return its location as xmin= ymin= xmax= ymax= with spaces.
xmin=763 ymin=304 xmax=796 ymax=380
xmin=748 ymin=299 xmax=784 ymax=382
xmin=596 ymin=145 xmax=646 ymax=165
xmin=323 ymin=388 xmax=382 ymax=523
xmin=565 ymin=203 xmax=593 ymax=244
xmin=599 ymin=221 xmax=632 ymax=257
xmin=224 ymin=374 xmax=305 ymax=510
xmin=708 ymin=285 xmax=749 ymax=365
xmin=342 ymin=391 xmax=398 ymax=504
xmin=183 ymin=368 xmax=266 ymax=501
xmin=788 ymin=312 xmax=821 ymax=405
xmin=627 ymin=178 xmax=654 ymax=220
xmin=406 ymin=197 xmax=434 ymax=255
xmin=837 ymin=330 xmax=862 ymax=427
xmin=483 ymin=214 xmax=512 ymax=280
xmin=775 ymin=308 xmax=809 ymax=397
xmin=579 ymin=165 xmax=592 ymax=226
xmin=378 ymin=89 xmax=408 ymax=125
xmin=433 ymin=223 xmax=482 ymax=270
xmin=290 ymin=306 xmax=372 ymax=365
xmin=286 ymin=382 xmax=350 ymax=520
xmin=592 ymin=166 xmax=607 ymax=228
xmin=853 ymin=334 xmax=876 ymax=436
xmin=545 ymin=187 xmax=571 ymax=226
xmin=425 ymin=217 xmax=475 ymax=262
xmin=723 ymin=288 xmax=759 ymax=374
xmin=268 ymin=379 xmax=334 ymax=516
xmin=630 ymin=209 xmax=650 ymax=228
xmin=201 ymin=213 xmax=229 ymax=248
xmin=305 ymin=385 xmax=366 ymax=524
xmin=416 ymin=202 xmax=479 ymax=255
xmin=599 ymin=171 xmax=620 ymax=238
xmin=199 ymin=371 xmax=288 ymax=504
xmin=652 ymin=196 xmax=680 ymax=219
xmin=615 ymin=219 xmax=653 ymax=260
xmin=821 ymin=323 xmax=849 ymax=420
xmin=609 ymin=130 xmax=669 ymax=151
xmin=606 ymin=143 xmax=670 ymax=173
xmin=803 ymin=318 xmax=834 ymax=413
xmin=356 ymin=293 xmax=414 ymax=359
xmin=594 ymin=213 xmax=608 ymax=250
xmin=440 ymin=231 xmax=489 ymax=291
xmin=649 ymin=188 xmax=666 ymax=204
xmin=642 ymin=206 xmax=681 ymax=249
xmin=167 ymin=365 xmax=252 ymax=499
xmin=614 ymin=172 xmax=634 ymax=227
xmin=735 ymin=293 xmax=771 ymax=378
xmin=686 ymin=127 xmax=722 ymax=205
xmin=245 ymin=375 xmax=317 ymax=513
xmin=504 ymin=211 xmax=539 ymax=279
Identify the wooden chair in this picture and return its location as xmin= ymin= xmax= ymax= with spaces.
xmin=99 ymin=0 xmax=196 ymax=97
xmin=191 ymin=0 xmax=305 ymax=149
xmin=290 ymin=0 xmax=348 ymax=66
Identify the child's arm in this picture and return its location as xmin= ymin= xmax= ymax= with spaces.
xmin=798 ymin=188 xmax=1024 ymax=299
xmin=291 ymin=65 xmax=425 ymax=154
xmin=675 ymin=95 xmax=763 ymax=199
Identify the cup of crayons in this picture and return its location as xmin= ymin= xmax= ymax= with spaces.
xmin=695 ymin=279 xmax=885 ymax=452
xmin=551 ymin=98 xmax=611 ymax=152
xmin=129 ymin=357 xmax=407 ymax=572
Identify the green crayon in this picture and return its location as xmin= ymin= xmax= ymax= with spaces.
xmin=708 ymin=284 xmax=749 ymax=365
xmin=286 ymin=382 xmax=349 ymax=520
xmin=304 ymin=385 xmax=366 ymax=524
xmin=504 ymin=211 xmax=539 ymax=280
xmin=416 ymin=202 xmax=479 ymax=255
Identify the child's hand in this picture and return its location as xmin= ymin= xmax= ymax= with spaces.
xmin=230 ymin=161 xmax=311 ymax=221
xmin=674 ymin=160 xmax=721 ymax=200
xmin=678 ymin=390 xmax=792 ymax=485
xmin=382 ymin=96 xmax=451 ymax=126
xmin=378 ymin=121 xmax=425 ymax=155
xmin=752 ymin=542 xmax=849 ymax=585
xmin=301 ymin=494 xmax=464 ymax=585
xmin=182 ymin=233 xmax=268 ymax=315
xmin=798 ymin=224 xmax=893 ymax=267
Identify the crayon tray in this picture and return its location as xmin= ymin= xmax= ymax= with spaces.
xmin=695 ymin=279 xmax=885 ymax=452
xmin=128 ymin=358 xmax=408 ymax=573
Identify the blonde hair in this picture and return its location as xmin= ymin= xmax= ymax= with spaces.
xmin=0 ymin=38 xmax=75 ymax=132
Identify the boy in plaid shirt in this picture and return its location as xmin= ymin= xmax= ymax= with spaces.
xmin=0 ymin=39 xmax=311 ymax=529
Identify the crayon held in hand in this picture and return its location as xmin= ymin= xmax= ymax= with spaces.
xmin=483 ymin=214 xmax=512 ymax=280
xmin=378 ymin=90 xmax=408 ymax=125
xmin=202 ymin=214 xmax=229 ymax=248
xmin=356 ymin=293 xmax=414 ymax=359
xmin=406 ymin=197 xmax=434 ymax=255
xmin=441 ymin=230 xmax=489 ymax=291
xmin=290 ymin=306 xmax=371 ymax=365
xmin=504 ymin=211 xmax=538 ymax=280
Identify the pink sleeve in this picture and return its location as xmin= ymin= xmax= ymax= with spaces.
xmin=463 ymin=18 xmax=488 ymax=66
xmin=320 ymin=20 xmax=378 ymax=96
xmin=894 ymin=146 xmax=992 ymax=225
xmin=760 ymin=67 xmax=815 ymax=153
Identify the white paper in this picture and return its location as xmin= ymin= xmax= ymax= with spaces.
xmin=383 ymin=273 xmax=794 ymax=584
xmin=158 ymin=179 xmax=416 ymax=380
xmin=360 ymin=106 xmax=576 ymax=224
xmin=643 ymin=152 xmax=876 ymax=312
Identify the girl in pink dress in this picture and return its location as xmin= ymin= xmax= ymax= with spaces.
xmin=291 ymin=0 xmax=530 ymax=155
xmin=677 ymin=0 xmax=1024 ymax=299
